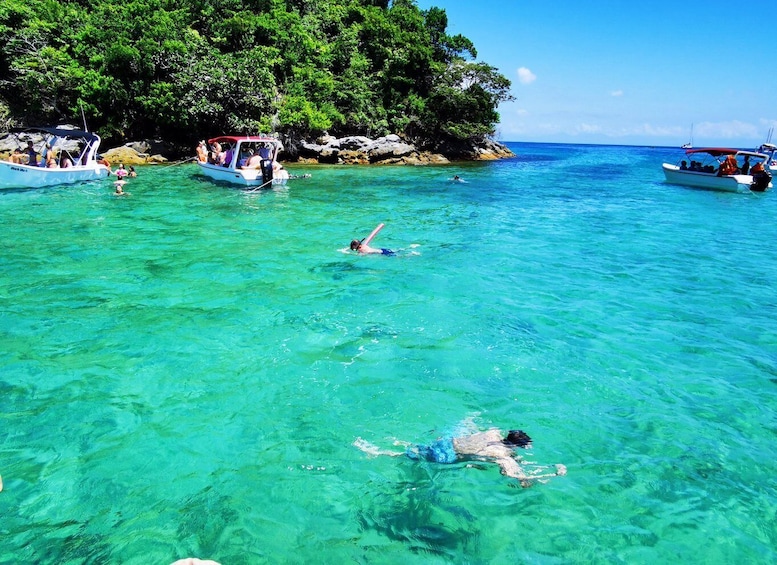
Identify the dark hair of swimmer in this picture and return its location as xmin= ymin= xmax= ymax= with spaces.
xmin=503 ymin=430 xmax=532 ymax=448
xmin=350 ymin=239 xmax=362 ymax=250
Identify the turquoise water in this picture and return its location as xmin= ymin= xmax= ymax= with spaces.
xmin=2 ymin=143 xmax=776 ymax=564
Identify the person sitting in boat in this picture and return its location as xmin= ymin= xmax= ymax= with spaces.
xmin=717 ymin=155 xmax=739 ymax=176
xmin=241 ymin=152 xmax=263 ymax=169
xmin=237 ymin=148 xmax=254 ymax=168
xmin=24 ymin=141 xmax=38 ymax=166
xmin=680 ymin=160 xmax=688 ymax=170
xmin=209 ymin=141 xmax=223 ymax=165
xmin=59 ymin=152 xmax=74 ymax=168
xmin=45 ymin=150 xmax=58 ymax=168
xmin=741 ymin=155 xmax=750 ymax=175
xmin=222 ymin=146 xmax=235 ymax=168
xmin=9 ymin=148 xmax=25 ymax=164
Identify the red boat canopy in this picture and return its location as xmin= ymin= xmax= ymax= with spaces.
xmin=207 ymin=135 xmax=278 ymax=145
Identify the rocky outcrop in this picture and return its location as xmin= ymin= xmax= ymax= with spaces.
xmin=101 ymin=140 xmax=171 ymax=165
xmin=288 ymin=133 xmax=512 ymax=165
xmin=95 ymin=133 xmax=513 ymax=166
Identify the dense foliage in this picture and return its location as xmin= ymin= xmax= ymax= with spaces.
xmin=0 ymin=0 xmax=513 ymax=149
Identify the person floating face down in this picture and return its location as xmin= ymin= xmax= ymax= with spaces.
xmin=354 ymin=428 xmax=567 ymax=488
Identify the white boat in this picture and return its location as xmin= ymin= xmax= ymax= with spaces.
xmin=662 ymin=147 xmax=773 ymax=193
xmin=756 ymin=142 xmax=777 ymax=172
xmin=681 ymin=124 xmax=693 ymax=149
xmin=196 ymin=135 xmax=287 ymax=188
xmin=0 ymin=126 xmax=110 ymax=190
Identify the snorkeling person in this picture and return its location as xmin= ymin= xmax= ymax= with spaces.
xmin=354 ymin=428 xmax=566 ymax=488
xmin=350 ymin=222 xmax=394 ymax=255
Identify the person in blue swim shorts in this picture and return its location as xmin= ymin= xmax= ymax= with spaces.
xmin=350 ymin=222 xmax=395 ymax=255
xmin=354 ymin=428 xmax=566 ymax=487
xmin=350 ymin=238 xmax=394 ymax=255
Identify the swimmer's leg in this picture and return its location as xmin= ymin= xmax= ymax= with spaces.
xmin=353 ymin=437 xmax=404 ymax=457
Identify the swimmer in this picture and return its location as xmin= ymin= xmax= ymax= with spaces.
xmin=354 ymin=428 xmax=566 ymax=488
xmin=113 ymin=179 xmax=129 ymax=195
xmin=450 ymin=174 xmax=467 ymax=183
xmin=350 ymin=222 xmax=394 ymax=255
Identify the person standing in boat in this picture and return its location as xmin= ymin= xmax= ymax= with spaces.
xmin=24 ymin=141 xmax=38 ymax=166
xmin=196 ymin=140 xmax=208 ymax=163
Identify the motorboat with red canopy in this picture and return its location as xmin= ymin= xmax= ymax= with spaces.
xmin=196 ymin=135 xmax=286 ymax=188
xmin=662 ymin=147 xmax=772 ymax=192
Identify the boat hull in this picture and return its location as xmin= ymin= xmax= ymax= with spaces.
xmin=0 ymin=161 xmax=110 ymax=190
xmin=197 ymin=161 xmax=286 ymax=187
xmin=662 ymin=163 xmax=770 ymax=193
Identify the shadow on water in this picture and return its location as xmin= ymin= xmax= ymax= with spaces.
xmin=309 ymin=260 xmax=363 ymax=281
xmin=356 ymin=468 xmax=478 ymax=558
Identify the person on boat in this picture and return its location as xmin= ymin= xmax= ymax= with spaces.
xmin=750 ymin=161 xmax=765 ymax=175
xmin=196 ymin=140 xmax=208 ymax=163
xmin=59 ymin=152 xmax=74 ymax=168
xmin=741 ymin=155 xmax=750 ymax=175
xmin=241 ymin=152 xmax=263 ymax=169
xmin=354 ymin=428 xmax=566 ymax=488
xmin=350 ymin=222 xmax=395 ymax=255
xmin=272 ymin=160 xmax=290 ymax=179
xmin=9 ymin=148 xmax=25 ymax=164
xmin=258 ymin=143 xmax=272 ymax=160
xmin=222 ymin=146 xmax=235 ymax=168
xmin=24 ymin=141 xmax=38 ymax=166
xmin=680 ymin=160 xmax=688 ymax=170
xmin=45 ymin=150 xmax=58 ymax=168
xmin=718 ymin=155 xmax=739 ymax=176
xmin=210 ymin=141 xmax=223 ymax=165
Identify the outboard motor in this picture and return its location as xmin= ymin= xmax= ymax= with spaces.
xmin=260 ymin=159 xmax=274 ymax=186
xmin=751 ymin=171 xmax=772 ymax=192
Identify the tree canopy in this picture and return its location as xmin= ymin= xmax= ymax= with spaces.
xmin=0 ymin=0 xmax=513 ymax=149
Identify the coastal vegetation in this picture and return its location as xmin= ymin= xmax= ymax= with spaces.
xmin=0 ymin=0 xmax=513 ymax=155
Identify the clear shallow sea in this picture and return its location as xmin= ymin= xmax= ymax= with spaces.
xmin=1 ymin=142 xmax=776 ymax=564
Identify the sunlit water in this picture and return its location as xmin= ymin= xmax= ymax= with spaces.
xmin=2 ymin=143 xmax=776 ymax=564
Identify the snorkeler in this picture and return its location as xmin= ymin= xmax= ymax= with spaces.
xmin=350 ymin=223 xmax=394 ymax=255
xmin=354 ymin=428 xmax=566 ymax=488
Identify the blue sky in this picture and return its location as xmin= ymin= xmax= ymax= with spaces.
xmin=415 ymin=0 xmax=777 ymax=147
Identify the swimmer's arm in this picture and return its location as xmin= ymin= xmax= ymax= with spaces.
xmin=497 ymin=457 xmax=530 ymax=486
xmin=362 ymin=223 xmax=385 ymax=246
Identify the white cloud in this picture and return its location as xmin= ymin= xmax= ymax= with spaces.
xmin=610 ymin=90 xmax=623 ymax=97
xmin=575 ymin=123 xmax=602 ymax=134
xmin=695 ymin=120 xmax=760 ymax=139
xmin=516 ymin=67 xmax=536 ymax=85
